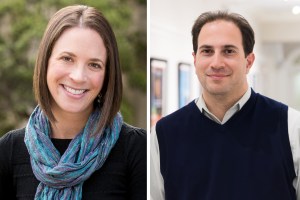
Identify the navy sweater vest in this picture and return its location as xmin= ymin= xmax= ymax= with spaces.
xmin=156 ymin=91 xmax=296 ymax=200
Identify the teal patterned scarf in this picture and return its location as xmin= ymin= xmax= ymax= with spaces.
xmin=24 ymin=106 xmax=123 ymax=200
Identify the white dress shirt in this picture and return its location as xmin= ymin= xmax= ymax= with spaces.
xmin=150 ymin=88 xmax=300 ymax=200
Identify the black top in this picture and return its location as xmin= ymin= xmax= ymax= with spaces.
xmin=0 ymin=123 xmax=146 ymax=200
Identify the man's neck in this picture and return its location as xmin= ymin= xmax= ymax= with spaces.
xmin=202 ymin=88 xmax=248 ymax=121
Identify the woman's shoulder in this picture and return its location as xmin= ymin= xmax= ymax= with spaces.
xmin=121 ymin=123 xmax=146 ymax=136
xmin=0 ymin=128 xmax=27 ymax=164
xmin=120 ymin=123 xmax=146 ymax=146
xmin=0 ymin=128 xmax=25 ymax=147
xmin=118 ymin=123 xmax=146 ymax=156
xmin=0 ymin=128 xmax=26 ymax=180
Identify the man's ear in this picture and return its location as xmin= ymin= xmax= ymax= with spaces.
xmin=192 ymin=52 xmax=196 ymax=65
xmin=246 ymin=53 xmax=255 ymax=73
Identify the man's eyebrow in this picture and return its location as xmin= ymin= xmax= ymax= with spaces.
xmin=198 ymin=44 xmax=239 ymax=50
xmin=223 ymin=45 xmax=239 ymax=49
xmin=198 ymin=45 xmax=213 ymax=49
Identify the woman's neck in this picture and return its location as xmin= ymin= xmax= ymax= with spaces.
xmin=50 ymin=107 xmax=92 ymax=139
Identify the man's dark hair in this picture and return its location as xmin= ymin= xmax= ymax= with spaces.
xmin=192 ymin=10 xmax=255 ymax=57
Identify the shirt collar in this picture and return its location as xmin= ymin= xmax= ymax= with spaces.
xmin=195 ymin=87 xmax=251 ymax=124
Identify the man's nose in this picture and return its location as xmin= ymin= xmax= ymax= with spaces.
xmin=210 ymin=53 xmax=225 ymax=69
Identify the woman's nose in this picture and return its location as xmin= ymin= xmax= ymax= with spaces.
xmin=69 ymin=65 xmax=86 ymax=82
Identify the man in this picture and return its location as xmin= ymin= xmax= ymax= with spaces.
xmin=151 ymin=11 xmax=300 ymax=200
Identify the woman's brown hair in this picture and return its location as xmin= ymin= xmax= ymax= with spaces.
xmin=33 ymin=5 xmax=122 ymax=130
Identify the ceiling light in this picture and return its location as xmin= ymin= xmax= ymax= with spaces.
xmin=292 ymin=6 xmax=300 ymax=15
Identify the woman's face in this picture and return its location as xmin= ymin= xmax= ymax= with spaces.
xmin=47 ymin=27 xmax=107 ymax=117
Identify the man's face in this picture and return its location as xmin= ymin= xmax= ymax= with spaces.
xmin=193 ymin=20 xmax=254 ymax=99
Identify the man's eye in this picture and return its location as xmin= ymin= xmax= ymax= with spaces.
xmin=224 ymin=49 xmax=235 ymax=54
xmin=201 ymin=49 xmax=213 ymax=54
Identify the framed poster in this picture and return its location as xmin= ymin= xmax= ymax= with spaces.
xmin=178 ymin=62 xmax=192 ymax=108
xmin=150 ymin=58 xmax=167 ymax=127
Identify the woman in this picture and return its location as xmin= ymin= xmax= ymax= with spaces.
xmin=0 ymin=5 xmax=146 ymax=200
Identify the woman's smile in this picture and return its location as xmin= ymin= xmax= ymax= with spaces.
xmin=62 ymin=84 xmax=88 ymax=95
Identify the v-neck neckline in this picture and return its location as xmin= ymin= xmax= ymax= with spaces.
xmin=191 ymin=90 xmax=256 ymax=129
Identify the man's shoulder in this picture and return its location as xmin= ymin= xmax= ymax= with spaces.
xmin=157 ymin=101 xmax=197 ymax=126
xmin=254 ymin=91 xmax=288 ymax=110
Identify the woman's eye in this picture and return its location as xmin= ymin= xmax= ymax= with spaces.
xmin=62 ymin=56 xmax=72 ymax=62
xmin=89 ymin=63 xmax=101 ymax=69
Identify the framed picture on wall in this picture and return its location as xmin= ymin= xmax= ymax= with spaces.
xmin=178 ymin=62 xmax=192 ymax=108
xmin=150 ymin=58 xmax=167 ymax=127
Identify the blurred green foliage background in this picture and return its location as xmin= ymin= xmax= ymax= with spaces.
xmin=0 ymin=0 xmax=146 ymax=136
